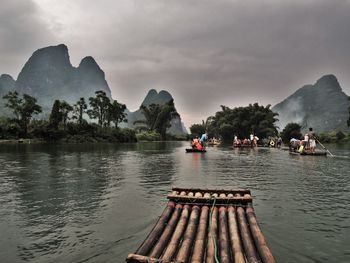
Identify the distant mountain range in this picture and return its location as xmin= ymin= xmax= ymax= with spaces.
xmin=121 ymin=89 xmax=188 ymax=135
xmin=272 ymin=74 xmax=350 ymax=132
xmin=0 ymin=44 xmax=187 ymax=134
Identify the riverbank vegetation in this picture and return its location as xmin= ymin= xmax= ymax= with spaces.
xmin=0 ymin=90 xmax=187 ymax=143
xmin=190 ymin=103 xmax=350 ymax=144
xmin=190 ymin=103 xmax=278 ymax=141
xmin=0 ymin=90 xmax=136 ymax=142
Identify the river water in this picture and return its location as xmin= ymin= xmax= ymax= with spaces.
xmin=0 ymin=142 xmax=349 ymax=263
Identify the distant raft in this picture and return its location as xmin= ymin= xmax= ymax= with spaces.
xmin=126 ymin=187 xmax=277 ymax=263
xmin=289 ymin=151 xmax=327 ymax=156
xmin=185 ymin=148 xmax=207 ymax=153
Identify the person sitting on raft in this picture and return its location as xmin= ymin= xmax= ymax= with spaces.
xmin=191 ymin=137 xmax=199 ymax=149
xmin=191 ymin=138 xmax=203 ymax=150
xmin=289 ymin=138 xmax=300 ymax=152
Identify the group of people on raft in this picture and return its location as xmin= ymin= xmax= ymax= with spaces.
xmin=191 ymin=132 xmax=208 ymax=151
xmin=289 ymin=127 xmax=317 ymax=154
xmin=233 ymin=134 xmax=259 ymax=147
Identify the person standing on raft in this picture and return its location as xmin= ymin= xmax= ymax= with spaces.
xmin=200 ymin=132 xmax=208 ymax=148
xmin=307 ymin=127 xmax=316 ymax=153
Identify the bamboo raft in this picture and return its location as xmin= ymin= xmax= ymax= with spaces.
xmin=289 ymin=151 xmax=327 ymax=156
xmin=186 ymin=148 xmax=207 ymax=153
xmin=126 ymin=187 xmax=276 ymax=263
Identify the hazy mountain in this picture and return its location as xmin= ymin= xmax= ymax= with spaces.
xmin=123 ymin=89 xmax=188 ymax=135
xmin=3 ymin=44 xmax=112 ymax=114
xmin=272 ymin=74 xmax=350 ymax=132
xmin=0 ymin=74 xmax=16 ymax=115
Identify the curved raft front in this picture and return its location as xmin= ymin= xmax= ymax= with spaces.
xmin=126 ymin=187 xmax=277 ymax=263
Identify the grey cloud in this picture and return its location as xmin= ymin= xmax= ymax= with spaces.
xmin=0 ymin=0 xmax=56 ymax=77
xmin=1 ymin=0 xmax=350 ymax=127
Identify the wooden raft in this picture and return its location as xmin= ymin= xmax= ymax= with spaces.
xmin=126 ymin=188 xmax=276 ymax=263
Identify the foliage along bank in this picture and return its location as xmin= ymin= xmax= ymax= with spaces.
xmin=0 ymin=90 xmax=136 ymax=142
xmin=190 ymin=103 xmax=278 ymax=141
xmin=0 ymin=90 xmax=187 ymax=143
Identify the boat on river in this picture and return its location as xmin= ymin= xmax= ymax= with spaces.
xmin=289 ymin=150 xmax=327 ymax=156
xmin=126 ymin=187 xmax=276 ymax=263
xmin=185 ymin=148 xmax=207 ymax=153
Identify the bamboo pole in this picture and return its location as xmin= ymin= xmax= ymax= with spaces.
xmin=237 ymin=207 xmax=260 ymax=263
xmin=162 ymin=205 xmax=191 ymax=261
xmin=126 ymin=253 xmax=173 ymax=263
xmin=218 ymin=207 xmax=230 ymax=263
xmin=149 ymin=204 xmax=183 ymax=258
xmin=227 ymin=206 xmax=245 ymax=263
xmin=206 ymin=206 xmax=218 ymax=263
xmin=136 ymin=202 xmax=175 ymax=256
xmin=191 ymin=206 xmax=209 ymax=263
xmin=175 ymin=205 xmax=200 ymax=263
xmin=246 ymin=206 xmax=277 ymax=263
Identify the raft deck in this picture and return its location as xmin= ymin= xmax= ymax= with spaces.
xmin=126 ymin=187 xmax=276 ymax=263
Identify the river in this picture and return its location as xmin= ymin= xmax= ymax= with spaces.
xmin=0 ymin=142 xmax=349 ymax=263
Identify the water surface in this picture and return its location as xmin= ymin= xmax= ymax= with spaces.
xmin=0 ymin=142 xmax=349 ymax=263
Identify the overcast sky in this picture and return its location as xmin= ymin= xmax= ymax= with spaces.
xmin=1 ymin=0 xmax=350 ymax=128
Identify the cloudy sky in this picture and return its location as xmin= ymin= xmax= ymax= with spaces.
xmin=1 ymin=0 xmax=350 ymax=127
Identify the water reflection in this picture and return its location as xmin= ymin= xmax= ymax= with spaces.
xmin=0 ymin=142 xmax=349 ymax=263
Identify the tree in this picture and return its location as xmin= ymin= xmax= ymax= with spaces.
xmin=190 ymin=117 xmax=217 ymax=138
xmin=59 ymin=101 xmax=73 ymax=130
xmin=203 ymin=103 xmax=278 ymax=141
xmin=88 ymin=91 xmax=111 ymax=126
xmin=3 ymin=91 xmax=21 ymax=120
xmin=280 ymin=122 xmax=302 ymax=143
xmin=107 ymin=100 xmax=127 ymax=128
xmin=190 ymin=123 xmax=206 ymax=137
xmin=73 ymin=97 xmax=88 ymax=126
xmin=49 ymin=100 xmax=62 ymax=129
xmin=3 ymin=91 xmax=42 ymax=136
xmin=348 ymin=97 xmax=350 ymax=127
xmin=134 ymin=99 xmax=179 ymax=140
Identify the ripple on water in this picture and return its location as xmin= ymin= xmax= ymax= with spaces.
xmin=0 ymin=142 xmax=349 ymax=263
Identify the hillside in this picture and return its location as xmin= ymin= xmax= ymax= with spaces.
xmin=272 ymin=74 xmax=349 ymax=132
xmin=123 ymin=89 xmax=188 ymax=135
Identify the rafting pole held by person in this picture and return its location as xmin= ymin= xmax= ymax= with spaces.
xmin=314 ymin=135 xmax=335 ymax=157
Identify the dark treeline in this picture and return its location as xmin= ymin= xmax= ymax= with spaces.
xmin=190 ymin=103 xmax=278 ymax=141
xmin=0 ymin=90 xmax=136 ymax=142
xmin=190 ymin=102 xmax=350 ymax=143
xmin=0 ymin=90 xmax=185 ymax=143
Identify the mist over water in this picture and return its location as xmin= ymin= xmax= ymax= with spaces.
xmin=0 ymin=142 xmax=349 ymax=263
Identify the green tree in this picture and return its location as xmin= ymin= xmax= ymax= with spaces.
xmin=135 ymin=99 xmax=179 ymax=140
xmin=49 ymin=100 xmax=62 ymax=129
xmin=73 ymin=97 xmax=88 ymax=126
xmin=348 ymin=97 xmax=350 ymax=127
xmin=88 ymin=91 xmax=111 ymax=126
xmin=280 ymin=122 xmax=302 ymax=143
xmin=107 ymin=100 xmax=127 ymax=128
xmin=2 ymin=91 xmax=21 ymax=119
xmin=205 ymin=103 xmax=278 ymax=141
xmin=190 ymin=123 xmax=206 ymax=137
xmin=3 ymin=91 xmax=42 ymax=136
xmin=59 ymin=101 xmax=73 ymax=130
